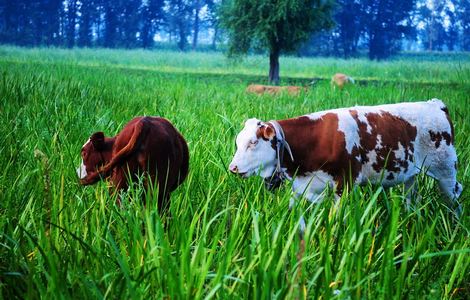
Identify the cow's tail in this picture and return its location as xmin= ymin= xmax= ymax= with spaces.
xmin=80 ymin=118 xmax=149 ymax=185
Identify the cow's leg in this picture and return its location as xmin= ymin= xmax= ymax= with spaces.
xmin=111 ymin=168 xmax=128 ymax=206
xmin=158 ymin=190 xmax=171 ymax=213
xmin=436 ymin=178 xmax=463 ymax=216
xmin=289 ymin=196 xmax=306 ymax=235
xmin=291 ymin=172 xmax=333 ymax=236
xmin=288 ymin=194 xmax=324 ymax=235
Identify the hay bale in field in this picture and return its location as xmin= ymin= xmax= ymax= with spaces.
xmin=331 ymin=73 xmax=355 ymax=90
xmin=246 ymin=84 xmax=307 ymax=96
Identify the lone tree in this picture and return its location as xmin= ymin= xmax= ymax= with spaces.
xmin=221 ymin=0 xmax=334 ymax=85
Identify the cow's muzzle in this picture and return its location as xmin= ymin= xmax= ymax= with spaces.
xmin=229 ymin=164 xmax=247 ymax=177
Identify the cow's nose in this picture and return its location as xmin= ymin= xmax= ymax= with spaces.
xmin=229 ymin=164 xmax=238 ymax=174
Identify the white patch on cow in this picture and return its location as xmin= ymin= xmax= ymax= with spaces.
xmin=356 ymin=110 xmax=372 ymax=133
xmin=337 ymin=111 xmax=360 ymax=154
xmin=76 ymin=160 xmax=87 ymax=179
xmin=394 ymin=142 xmax=406 ymax=161
xmin=229 ymin=118 xmax=277 ymax=178
xmin=305 ymin=111 xmax=325 ymax=121
xmin=292 ymin=171 xmax=335 ymax=203
xmin=376 ymin=134 xmax=383 ymax=148
xmin=359 ymin=150 xmax=380 ymax=183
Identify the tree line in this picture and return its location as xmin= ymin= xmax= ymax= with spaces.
xmin=0 ymin=0 xmax=468 ymax=58
xmin=0 ymin=0 xmax=218 ymax=50
xmin=305 ymin=0 xmax=470 ymax=59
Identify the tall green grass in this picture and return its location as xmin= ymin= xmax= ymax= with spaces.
xmin=0 ymin=47 xmax=469 ymax=299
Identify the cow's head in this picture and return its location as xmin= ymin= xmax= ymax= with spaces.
xmin=76 ymin=132 xmax=112 ymax=183
xmin=229 ymin=118 xmax=277 ymax=178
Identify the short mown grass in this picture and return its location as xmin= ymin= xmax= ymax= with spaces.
xmin=0 ymin=46 xmax=469 ymax=299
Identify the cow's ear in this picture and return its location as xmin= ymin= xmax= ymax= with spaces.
xmin=90 ymin=132 xmax=105 ymax=150
xmin=257 ymin=125 xmax=275 ymax=140
xmin=263 ymin=125 xmax=275 ymax=140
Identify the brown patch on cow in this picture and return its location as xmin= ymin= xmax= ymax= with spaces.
xmin=442 ymin=132 xmax=452 ymax=145
xmin=429 ymin=130 xmax=452 ymax=148
xmin=441 ymin=107 xmax=455 ymax=144
xmin=279 ymin=113 xmax=362 ymax=194
xmin=386 ymin=173 xmax=394 ymax=180
xmin=429 ymin=131 xmax=441 ymax=148
xmin=349 ymin=110 xmax=417 ymax=174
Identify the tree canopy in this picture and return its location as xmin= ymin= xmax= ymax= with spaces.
xmin=221 ymin=0 xmax=334 ymax=84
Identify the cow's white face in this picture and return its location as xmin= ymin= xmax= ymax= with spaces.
xmin=76 ymin=159 xmax=88 ymax=179
xmin=229 ymin=118 xmax=277 ymax=178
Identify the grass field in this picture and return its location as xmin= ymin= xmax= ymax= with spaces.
xmin=0 ymin=46 xmax=469 ymax=299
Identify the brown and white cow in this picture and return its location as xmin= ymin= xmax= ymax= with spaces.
xmin=77 ymin=116 xmax=189 ymax=211
xmin=229 ymin=99 xmax=462 ymax=225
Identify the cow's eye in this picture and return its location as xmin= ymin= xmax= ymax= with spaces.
xmin=250 ymin=140 xmax=258 ymax=146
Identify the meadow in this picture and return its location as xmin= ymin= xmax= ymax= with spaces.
xmin=0 ymin=46 xmax=469 ymax=299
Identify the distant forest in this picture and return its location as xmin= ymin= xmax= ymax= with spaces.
xmin=0 ymin=0 xmax=469 ymax=59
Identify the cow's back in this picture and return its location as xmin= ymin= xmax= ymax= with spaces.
xmin=345 ymin=99 xmax=454 ymax=168
xmin=112 ymin=116 xmax=189 ymax=201
xmin=146 ymin=117 xmax=189 ymax=190
xmin=301 ymin=99 xmax=454 ymax=186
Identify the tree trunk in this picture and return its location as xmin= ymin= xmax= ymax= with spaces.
xmin=269 ymin=49 xmax=280 ymax=85
xmin=192 ymin=0 xmax=200 ymax=50
xmin=104 ymin=3 xmax=116 ymax=48
xmin=211 ymin=26 xmax=218 ymax=50
xmin=96 ymin=7 xmax=102 ymax=46
xmin=66 ymin=0 xmax=77 ymax=48
xmin=141 ymin=6 xmax=152 ymax=48
xmin=429 ymin=15 xmax=434 ymax=51
xmin=177 ymin=20 xmax=187 ymax=50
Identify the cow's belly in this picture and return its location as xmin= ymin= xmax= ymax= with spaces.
xmin=355 ymin=157 xmax=419 ymax=187
xmin=292 ymin=171 xmax=335 ymax=202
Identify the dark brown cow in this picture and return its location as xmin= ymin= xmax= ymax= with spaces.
xmin=77 ymin=116 xmax=189 ymax=211
xmin=229 ymin=99 xmax=463 ymax=229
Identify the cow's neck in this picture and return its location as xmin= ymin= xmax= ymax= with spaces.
xmin=277 ymin=119 xmax=304 ymax=176
xmin=277 ymin=117 xmax=321 ymax=177
xmin=277 ymin=113 xmax=352 ymax=180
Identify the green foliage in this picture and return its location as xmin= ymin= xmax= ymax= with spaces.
xmin=221 ymin=0 xmax=335 ymax=56
xmin=0 ymin=47 xmax=469 ymax=299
